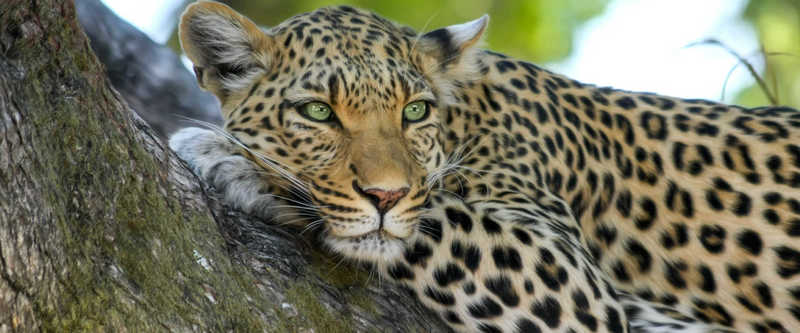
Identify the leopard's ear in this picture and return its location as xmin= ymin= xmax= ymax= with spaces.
xmin=179 ymin=1 xmax=272 ymax=103
xmin=419 ymin=15 xmax=488 ymax=67
xmin=418 ymin=15 xmax=488 ymax=103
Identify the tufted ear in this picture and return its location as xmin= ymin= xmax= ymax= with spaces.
xmin=179 ymin=1 xmax=272 ymax=103
xmin=419 ymin=15 xmax=488 ymax=67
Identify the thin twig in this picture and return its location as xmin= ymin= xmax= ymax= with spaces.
xmin=687 ymin=38 xmax=778 ymax=105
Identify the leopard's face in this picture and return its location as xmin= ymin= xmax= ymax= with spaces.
xmin=239 ymin=52 xmax=445 ymax=261
xmin=179 ymin=3 xmax=475 ymax=261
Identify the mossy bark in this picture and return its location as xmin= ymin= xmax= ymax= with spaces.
xmin=0 ymin=1 xmax=449 ymax=332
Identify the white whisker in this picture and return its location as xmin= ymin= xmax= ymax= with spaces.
xmin=409 ymin=11 xmax=441 ymax=55
xmin=300 ymin=219 xmax=325 ymax=235
xmin=177 ymin=116 xmax=311 ymax=196
xmin=426 ymin=135 xmax=488 ymax=190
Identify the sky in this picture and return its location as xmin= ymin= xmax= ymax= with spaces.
xmin=101 ymin=0 xmax=759 ymax=104
xmin=550 ymin=0 xmax=757 ymax=103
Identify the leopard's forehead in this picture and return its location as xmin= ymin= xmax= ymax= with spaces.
xmin=270 ymin=6 xmax=418 ymax=43
xmin=264 ymin=6 xmax=434 ymax=114
xmin=268 ymin=5 xmax=419 ymax=63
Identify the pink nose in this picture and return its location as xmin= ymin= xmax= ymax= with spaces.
xmin=362 ymin=187 xmax=409 ymax=213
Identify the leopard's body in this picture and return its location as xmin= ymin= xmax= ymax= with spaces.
xmin=170 ymin=2 xmax=800 ymax=332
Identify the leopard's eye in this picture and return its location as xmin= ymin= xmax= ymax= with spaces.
xmin=403 ymin=101 xmax=428 ymax=123
xmin=301 ymin=102 xmax=333 ymax=121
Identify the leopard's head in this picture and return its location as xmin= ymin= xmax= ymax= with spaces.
xmin=179 ymin=1 xmax=487 ymax=262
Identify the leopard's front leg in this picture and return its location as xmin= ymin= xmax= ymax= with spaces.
xmin=169 ymin=127 xmax=301 ymax=225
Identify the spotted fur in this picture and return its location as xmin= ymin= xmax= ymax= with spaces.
xmin=171 ymin=2 xmax=800 ymax=332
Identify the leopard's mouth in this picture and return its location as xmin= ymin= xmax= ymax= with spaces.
xmin=322 ymin=228 xmax=411 ymax=262
xmin=325 ymin=227 xmax=409 ymax=247
xmin=364 ymin=227 xmax=406 ymax=240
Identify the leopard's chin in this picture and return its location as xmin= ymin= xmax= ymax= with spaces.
xmin=323 ymin=230 xmax=410 ymax=263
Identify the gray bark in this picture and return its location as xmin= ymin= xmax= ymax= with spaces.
xmin=0 ymin=1 xmax=449 ymax=331
xmin=75 ymin=0 xmax=223 ymax=139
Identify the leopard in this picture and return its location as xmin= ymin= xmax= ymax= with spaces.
xmin=169 ymin=1 xmax=800 ymax=332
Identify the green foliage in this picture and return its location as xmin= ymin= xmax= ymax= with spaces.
xmin=737 ymin=0 xmax=800 ymax=108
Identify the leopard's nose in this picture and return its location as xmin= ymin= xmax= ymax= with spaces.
xmin=354 ymin=181 xmax=409 ymax=214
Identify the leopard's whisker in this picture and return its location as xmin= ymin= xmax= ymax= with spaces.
xmin=426 ymin=135 xmax=485 ymax=189
xmin=178 ymin=117 xmax=311 ymax=196
xmin=266 ymin=194 xmax=322 ymax=210
xmin=409 ymin=11 xmax=440 ymax=55
xmin=300 ymin=219 xmax=326 ymax=235
xmin=269 ymin=205 xmax=323 ymax=212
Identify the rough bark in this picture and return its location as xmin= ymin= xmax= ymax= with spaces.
xmin=0 ymin=1 xmax=449 ymax=332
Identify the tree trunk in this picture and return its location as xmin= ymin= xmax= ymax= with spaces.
xmin=0 ymin=1 xmax=449 ymax=332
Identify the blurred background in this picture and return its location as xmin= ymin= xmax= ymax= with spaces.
xmin=101 ymin=0 xmax=799 ymax=108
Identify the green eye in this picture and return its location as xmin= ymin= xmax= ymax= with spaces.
xmin=301 ymin=102 xmax=333 ymax=121
xmin=403 ymin=101 xmax=428 ymax=122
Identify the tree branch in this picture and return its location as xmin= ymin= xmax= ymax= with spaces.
xmin=75 ymin=0 xmax=223 ymax=138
